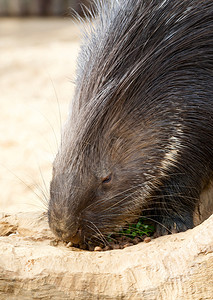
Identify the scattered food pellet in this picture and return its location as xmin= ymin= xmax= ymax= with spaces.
xmin=144 ymin=237 xmax=151 ymax=243
xmin=58 ymin=218 xmax=155 ymax=251
xmin=94 ymin=246 xmax=103 ymax=251
xmin=66 ymin=242 xmax=73 ymax=248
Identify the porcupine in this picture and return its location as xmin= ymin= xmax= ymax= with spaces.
xmin=48 ymin=0 xmax=213 ymax=246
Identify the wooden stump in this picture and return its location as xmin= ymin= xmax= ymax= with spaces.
xmin=0 ymin=212 xmax=212 ymax=299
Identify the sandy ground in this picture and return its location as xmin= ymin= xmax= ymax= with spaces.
xmin=0 ymin=18 xmax=81 ymax=212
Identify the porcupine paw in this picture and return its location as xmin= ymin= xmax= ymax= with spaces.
xmin=154 ymin=213 xmax=194 ymax=237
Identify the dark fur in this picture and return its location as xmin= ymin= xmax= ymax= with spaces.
xmin=48 ymin=0 xmax=213 ymax=244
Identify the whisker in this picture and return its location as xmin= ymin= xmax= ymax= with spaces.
xmin=87 ymin=220 xmax=109 ymax=246
xmin=86 ymin=225 xmax=105 ymax=245
xmin=99 ymin=190 xmax=141 ymax=214
xmin=35 ymin=159 xmax=49 ymax=197
xmin=30 ymin=105 xmax=59 ymax=155
xmin=83 ymin=185 xmax=140 ymax=212
xmin=48 ymin=76 xmax=63 ymax=149
xmin=0 ymin=163 xmax=48 ymax=210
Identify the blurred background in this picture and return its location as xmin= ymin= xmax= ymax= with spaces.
xmin=0 ymin=1 xmax=92 ymax=213
xmin=0 ymin=0 xmax=92 ymax=16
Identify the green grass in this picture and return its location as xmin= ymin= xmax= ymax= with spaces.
xmin=107 ymin=218 xmax=155 ymax=242
xmin=119 ymin=219 xmax=155 ymax=238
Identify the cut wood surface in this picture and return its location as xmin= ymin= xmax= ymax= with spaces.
xmin=0 ymin=212 xmax=212 ymax=300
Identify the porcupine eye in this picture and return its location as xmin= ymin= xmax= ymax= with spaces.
xmin=102 ymin=174 xmax=112 ymax=184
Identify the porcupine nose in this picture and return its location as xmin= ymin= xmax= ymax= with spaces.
xmin=62 ymin=229 xmax=81 ymax=244
xmin=51 ymin=218 xmax=82 ymax=244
